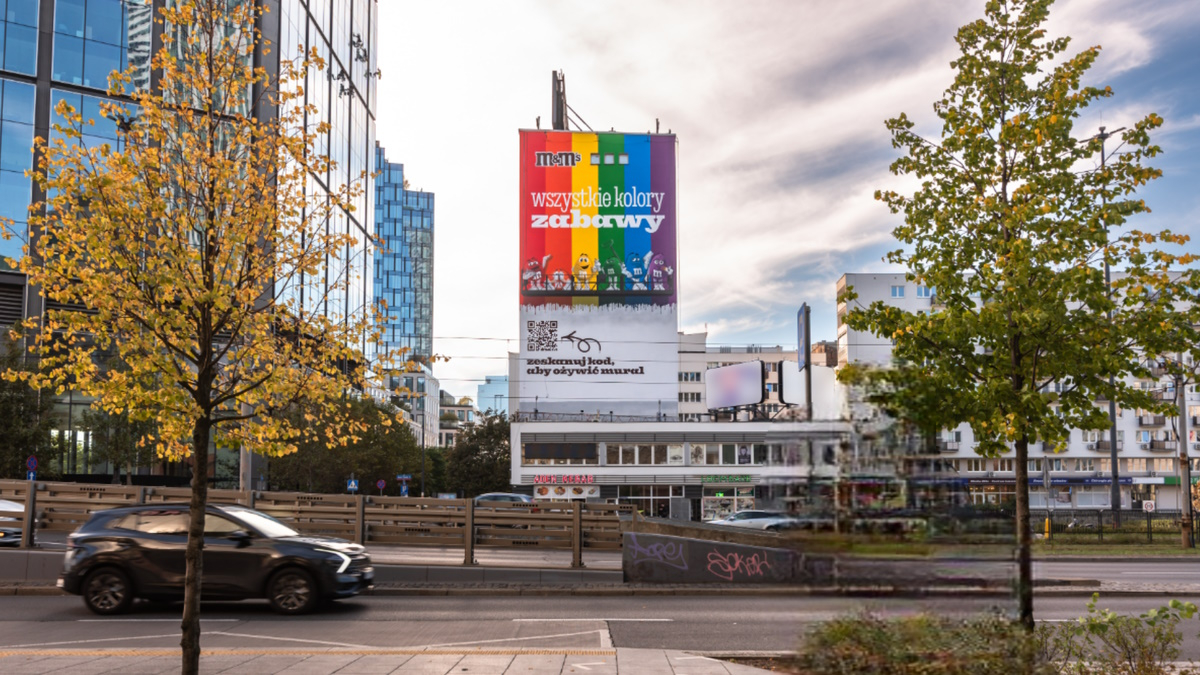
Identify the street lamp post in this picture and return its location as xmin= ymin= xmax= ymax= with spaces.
xmin=415 ymin=410 xmax=426 ymax=497
xmin=1091 ymin=125 xmax=1126 ymax=521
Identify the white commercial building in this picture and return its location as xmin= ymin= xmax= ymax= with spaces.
xmin=837 ymin=272 xmax=1194 ymax=511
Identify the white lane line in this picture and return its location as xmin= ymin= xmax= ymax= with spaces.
xmin=418 ymin=629 xmax=607 ymax=649
xmin=513 ymin=618 xmax=672 ymax=622
xmin=0 ymin=633 xmax=182 ymax=649
xmin=207 ymin=632 xmax=372 ymax=649
xmin=77 ymin=619 xmax=239 ymax=622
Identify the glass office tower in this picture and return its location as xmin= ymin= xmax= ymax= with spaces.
xmin=373 ymin=143 xmax=433 ymax=363
xmin=0 ymin=0 xmax=380 ymax=482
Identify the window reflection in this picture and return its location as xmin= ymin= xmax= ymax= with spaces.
xmin=0 ymin=77 xmax=33 ymax=268
xmin=52 ymin=0 xmax=151 ymax=91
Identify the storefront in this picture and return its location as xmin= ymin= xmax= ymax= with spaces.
xmin=509 ymin=419 xmax=853 ymax=522
xmin=700 ymin=475 xmax=756 ymax=521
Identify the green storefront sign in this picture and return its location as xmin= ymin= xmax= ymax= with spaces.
xmin=701 ymin=475 xmax=753 ymax=483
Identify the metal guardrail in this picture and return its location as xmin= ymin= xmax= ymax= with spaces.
xmin=1029 ymin=509 xmax=1196 ymax=544
xmin=0 ymin=480 xmax=633 ymax=568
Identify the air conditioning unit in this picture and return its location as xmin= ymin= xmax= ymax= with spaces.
xmin=1086 ymin=443 xmax=1096 ymax=450
xmin=1140 ymin=443 xmax=1150 ymax=450
xmin=1193 ymin=443 xmax=1200 ymax=451
xmin=985 ymin=471 xmax=994 ymax=477
xmin=1093 ymin=471 xmax=1102 ymax=477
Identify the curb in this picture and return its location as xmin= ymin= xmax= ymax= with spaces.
xmin=1035 ymin=557 xmax=1200 ymax=563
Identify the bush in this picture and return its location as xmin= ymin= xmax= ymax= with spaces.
xmin=797 ymin=596 xmax=1200 ymax=675
xmin=799 ymin=612 xmax=1047 ymax=675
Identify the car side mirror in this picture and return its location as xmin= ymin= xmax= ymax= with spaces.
xmin=226 ymin=530 xmax=253 ymax=547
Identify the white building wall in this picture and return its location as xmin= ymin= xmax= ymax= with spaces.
xmin=837 ymin=272 xmax=1194 ymax=510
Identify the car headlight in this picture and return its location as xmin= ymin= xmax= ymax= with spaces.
xmin=315 ymin=548 xmax=351 ymax=573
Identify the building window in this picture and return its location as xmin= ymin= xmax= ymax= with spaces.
xmin=1076 ymin=459 xmax=1095 ymax=472
xmin=890 ymin=285 xmax=904 ymax=298
xmin=53 ymin=0 xmax=153 ymax=91
xmin=0 ymin=0 xmax=37 ymax=75
xmin=917 ymin=286 xmax=934 ymax=298
xmin=1027 ymin=459 xmax=1041 ymax=472
xmin=618 ymin=153 xmax=629 ymax=165
xmin=965 ymin=459 xmax=985 ymax=472
xmin=996 ymin=459 xmax=1013 ymax=472
xmin=0 ymin=77 xmax=34 ymax=268
xmin=1126 ymin=458 xmax=1146 ymax=472
xmin=1152 ymin=458 xmax=1173 ymax=473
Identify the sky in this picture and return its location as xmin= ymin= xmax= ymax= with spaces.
xmin=374 ymin=0 xmax=1200 ymax=399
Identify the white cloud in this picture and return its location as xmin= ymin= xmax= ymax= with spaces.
xmin=375 ymin=0 xmax=1199 ymax=394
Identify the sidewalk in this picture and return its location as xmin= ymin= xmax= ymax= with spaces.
xmin=0 ymin=647 xmax=772 ymax=674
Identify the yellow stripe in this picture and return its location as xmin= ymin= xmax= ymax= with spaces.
xmin=571 ymin=132 xmax=599 ymax=307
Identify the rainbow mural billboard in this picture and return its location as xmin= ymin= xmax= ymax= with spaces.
xmin=518 ymin=130 xmax=679 ymax=416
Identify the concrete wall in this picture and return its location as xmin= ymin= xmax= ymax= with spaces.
xmin=622 ymin=532 xmax=830 ymax=585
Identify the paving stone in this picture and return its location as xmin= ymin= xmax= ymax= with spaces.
xmin=333 ymin=654 xmax=414 ymax=673
xmin=503 ymin=653 xmax=565 ymax=675
xmin=391 ymin=653 xmax=463 ymax=674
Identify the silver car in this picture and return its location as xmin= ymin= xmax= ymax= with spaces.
xmin=0 ymin=498 xmax=27 ymax=546
xmin=708 ymin=510 xmax=797 ymax=531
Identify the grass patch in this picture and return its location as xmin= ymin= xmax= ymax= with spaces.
xmin=1034 ymin=540 xmax=1200 ymax=556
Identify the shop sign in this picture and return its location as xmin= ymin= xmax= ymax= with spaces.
xmin=701 ymin=475 xmax=754 ymax=483
xmin=532 ymin=474 xmax=595 ymax=485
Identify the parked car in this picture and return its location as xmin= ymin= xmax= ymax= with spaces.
xmin=0 ymin=498 xmax=25 ymax=546
xmin=708 ymin=510 xmax=798 ymax=531
xmin=473 ymin=493 xmax=535 ymax=505
xmin=58 ymin=503 xmax=373 ymax=615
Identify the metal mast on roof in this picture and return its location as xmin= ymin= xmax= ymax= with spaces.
xmin=551 ymin=70 xmax=593 ymax=132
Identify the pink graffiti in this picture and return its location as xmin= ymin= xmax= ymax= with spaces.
xmin=706 ymin=550 xmax=773 ymax=581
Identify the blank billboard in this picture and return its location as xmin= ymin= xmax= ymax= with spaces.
xmin=705 ymin=361 xmax=765 ymax=409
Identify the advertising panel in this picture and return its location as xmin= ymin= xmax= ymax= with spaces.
xmin=780 ymin=361 xmax=845 ymax=419
xmin=705 ymin=361 xmax=765 ymax=410
xmin=518 ymin=131 xmax=678 ymax=415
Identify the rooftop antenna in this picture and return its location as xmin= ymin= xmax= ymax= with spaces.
xmin=536 ymin=115 xmax=540 ymax=130
xmin=551 ymin=71 xmax=568 ymax=131
xmin=656 ymin=118 xmax=660 ymax=134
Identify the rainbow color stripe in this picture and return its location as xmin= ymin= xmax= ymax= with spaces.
xmin=519 ymin=131 xmax=677 ymax=307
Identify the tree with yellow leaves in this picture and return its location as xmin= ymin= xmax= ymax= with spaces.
xmin=4 ymin=1 xmax=397 ymax=671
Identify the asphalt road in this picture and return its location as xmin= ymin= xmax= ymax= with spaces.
xmin=1035 ymin=560 xmax=1200 ymax=584
xmin=4 ymin=594 xmax=1199 ymax=657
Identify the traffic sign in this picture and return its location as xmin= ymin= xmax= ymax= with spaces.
xmin=396 ymin=474 xmax=412 ymax=481
xmin=400 ymin=483 xmax=409 ymax=497
xmin=347 ymin=479 xmax=359 ymax=492
xmin=26 ymin=470 xmax=35 ymax=481
xmin=376 ymin=479 xmax=386 ymax=490
xmin=26 ymin=455 xmax=37 ymax=471
xmin=1143 ymin=500 xmax=1156 ymax=513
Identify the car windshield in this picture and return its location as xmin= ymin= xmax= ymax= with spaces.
xmin=221 ymin=506 xmax=300 ymax=538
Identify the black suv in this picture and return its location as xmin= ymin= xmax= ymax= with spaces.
xmin=58 ymin=503 xmax=373 ymax=615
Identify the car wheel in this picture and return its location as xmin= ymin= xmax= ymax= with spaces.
xmin=765 ymin=525 xmax=779 ymax=532
xmin=267 ymin=568 xmax=319 ymax=615
xmin=83 ymin=567 xmax=134 ymax=615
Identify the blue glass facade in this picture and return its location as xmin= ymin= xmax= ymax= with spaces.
xmin=0 ymin=77 xmax=33 ymax=266
xmin=0 ymin=1 xmax=381 ymax=484
xmin=0 ymin=1 xmax=38 ymax=77
xmin=374 ymin=143 xmax=434 ymax=362
xmin=52 ymin=0 xmax=152 ymax=91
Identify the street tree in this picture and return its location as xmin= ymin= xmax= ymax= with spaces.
xmin=5 ymin=1 xmax=395 ymax=671
xmin=446 ymin=413 xmax=512 ymax=497
xmin=79 ymin=406 xmax=156 ymax=485
xmin=269 ymin=398 xmax=420 ymax=495
xmin=842 ymin=0 xmax=1188 ymax=630
xmin=0 ymin=336 xmax=54 ymax=479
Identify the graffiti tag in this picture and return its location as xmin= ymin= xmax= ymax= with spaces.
xmin=627 ymin=534 xmax=689 ymax=571
xmin=706 ymin=550 xmax=773 ymax=582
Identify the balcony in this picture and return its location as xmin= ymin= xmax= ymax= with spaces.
xmin=1090 ymin=441 xmax=1123 ymax=452
xmin=1155 ymin=390 xmax=1177 ymax=402
xmin=1138 ymin=414 xmax=1166 ymax=427
xmin=1192 ymin=416 xmax=1200 ymax=427
xmin=936 ymin=440 xmax=960 ymax=453
xmin=1149 ymin=440 xmax=1178 ymax=452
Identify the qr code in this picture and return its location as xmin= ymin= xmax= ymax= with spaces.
xmin=527 ymin=320 xmax=558 ymax=351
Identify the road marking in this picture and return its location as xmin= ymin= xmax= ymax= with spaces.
xmin=513 ymin=618 xmax=672 ymax=622
xmin=207 ymin=632 xmax=372 ymax=649
xmin=418 ymin=629 xmax=606 ymax=650
xmin=0 ymin=633 xmax=182 ymax=649
xmin=77 ymin=619 xmax=239 ymax=622
xmin=570 ymin=662 xmax=608 ymax=671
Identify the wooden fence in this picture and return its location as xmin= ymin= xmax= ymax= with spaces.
xmin=0 ymin=480 xmax=632 ymax=567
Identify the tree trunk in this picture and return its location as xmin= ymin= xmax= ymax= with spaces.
xmin=181 ymin=415 xmax=211 ymax=674
xmin=1014 ymin=436 xmax=1033 ymax=631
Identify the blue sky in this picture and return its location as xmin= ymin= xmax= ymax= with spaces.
xmin=376 ymin=0 xmax=1200 ymax=396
